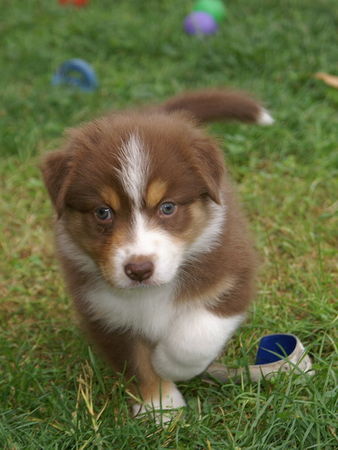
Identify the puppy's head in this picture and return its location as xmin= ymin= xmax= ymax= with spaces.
xmin=41 ymin=112 xmax=225 ymax=288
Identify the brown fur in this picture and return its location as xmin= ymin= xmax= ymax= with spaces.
xmin=176 ymin=179 xmax=257 ymax=314
xmin=41 ymin=88 xmax=267 ymax=415
xmin=160 ymin=88 xmax=263 ymax=124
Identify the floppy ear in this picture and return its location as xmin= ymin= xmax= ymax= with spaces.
xmin=191 ymin=136 xmax=225 ymax=204
xmin=40 ymin=149 xmax=72 ymax=216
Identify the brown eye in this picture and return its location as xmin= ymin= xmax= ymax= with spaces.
xmin=159 ymin=202 xmax=176 ymax=216
xmin=94 ymin=206 xmax=114 ymax=223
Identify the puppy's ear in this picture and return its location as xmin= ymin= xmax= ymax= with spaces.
xmin=40 ymin=149 xmax=72 ymax=216
xmin=192 ymin=136 xmax=225 ymax=204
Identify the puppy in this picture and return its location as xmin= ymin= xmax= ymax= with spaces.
xmin=41 ymin=89 xmax=273 ymax=418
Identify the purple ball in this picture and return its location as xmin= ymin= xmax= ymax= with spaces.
xmin=183 ymin=11 xmax=218 ymax=35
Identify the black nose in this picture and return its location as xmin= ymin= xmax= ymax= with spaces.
xmin=124 ymin=261 xmax=154 ymax=282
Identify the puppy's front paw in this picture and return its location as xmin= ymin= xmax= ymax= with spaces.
xmin=133 ymin=382 xmax=186 ymax=424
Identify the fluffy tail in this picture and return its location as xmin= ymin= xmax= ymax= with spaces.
xmin=160 ymin=88 xmax=274 ymax=125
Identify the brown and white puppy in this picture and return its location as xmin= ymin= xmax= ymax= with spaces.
xmin=41 ymin=89 xmax=273 ymax=418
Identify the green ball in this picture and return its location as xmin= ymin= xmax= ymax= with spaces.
xmin=193 ymin=0 xmax=227 ymax=23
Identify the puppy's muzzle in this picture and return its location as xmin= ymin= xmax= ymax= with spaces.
xmin=124 ymin=260 xmax=154 ymax=282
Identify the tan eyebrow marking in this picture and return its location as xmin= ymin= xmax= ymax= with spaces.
xmin=146 ymin=179 xmax=168 ymax=208
xmin=101 ymin=187 xmax=121 ymax=211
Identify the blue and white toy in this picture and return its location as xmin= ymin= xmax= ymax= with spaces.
xmin=206 ymin=333 xmax=314 ymax=382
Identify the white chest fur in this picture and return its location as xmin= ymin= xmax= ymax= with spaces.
xmin=84 ymin=282 xmax=244 ymax=381
xmin=84 ymin=282 xmax=175 ymax=341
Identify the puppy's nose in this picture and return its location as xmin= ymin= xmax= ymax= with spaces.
xmin=124 ymin=261 xmax=154 ymax=282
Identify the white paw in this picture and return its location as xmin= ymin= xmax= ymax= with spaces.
xmin=133 ymin=384 xmax=186 ymax=423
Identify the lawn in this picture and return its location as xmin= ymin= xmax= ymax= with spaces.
xmin=0 ymin=0 xmax=337 ymax=448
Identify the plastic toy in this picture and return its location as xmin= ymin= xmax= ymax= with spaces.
xmin=206 ymin=334 xmax=314 ymax=382
xmin=58 ymin=0 xmax=89 ymax=6
xmin=184 ymin=11 xmax=218 ymax=36
xmin=52 ymin=59 xmax=98 ymax=92
xmin=193 ymin=0 xmax=227 ymax=23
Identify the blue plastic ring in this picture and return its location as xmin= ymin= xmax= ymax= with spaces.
xmin=52 ymin=58 xmax=98 ymax=91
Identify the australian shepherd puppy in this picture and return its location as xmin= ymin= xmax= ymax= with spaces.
xmin=41 ymin=89 xmax=273 ymax=419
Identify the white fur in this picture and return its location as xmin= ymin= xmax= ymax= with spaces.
xmin=84 ymin=281 xmax=175 ymax=341
xmin=185 ymin=201 xmax=226 ymax=260
xmin=113 ymin=212 xmax=185 ymax=288
xmin=257 ymin=108 xmax=274 ymax=125
xmin=152 ymin=309 xmax=244 ymax=381
xmin=56 ymin=221 xmax=98 ymax=274
xmin=116 ymin=133 xmax=149 ymax=207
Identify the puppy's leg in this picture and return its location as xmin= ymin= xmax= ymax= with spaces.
xmin=132 ymin=340 xmax=186 ymax=420
xmin=82 ymin=319 xmax=186 ymax=419
xmin=152 ymin=310 xmax=244 ymax=382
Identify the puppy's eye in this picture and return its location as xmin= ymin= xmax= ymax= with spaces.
xmin=94 ymin=206 xmax=114 ymax=223
xmin=159 ymin=202 xmax=176 ymax=216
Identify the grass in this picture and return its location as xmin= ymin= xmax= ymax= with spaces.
xmin=0 ymin=0 xmax=337 ymax=448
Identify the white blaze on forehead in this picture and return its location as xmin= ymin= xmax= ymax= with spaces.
xmin=116 ymin=133 xmax=149 ymax=207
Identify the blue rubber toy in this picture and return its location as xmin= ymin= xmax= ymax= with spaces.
xmin=52 ymin=59 xmax=98 ymax=92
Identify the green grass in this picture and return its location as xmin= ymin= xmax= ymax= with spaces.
xmin=0 ymin=0 xmax=337 ymax=448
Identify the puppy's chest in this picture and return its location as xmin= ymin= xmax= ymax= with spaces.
xmin=84 ymin=283 xmax=178 ymax=342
